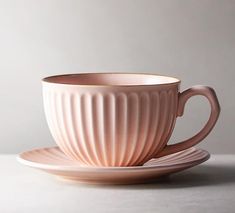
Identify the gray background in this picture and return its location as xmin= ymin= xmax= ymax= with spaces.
xmin=0 ymin=0 xmax=234 ymax=154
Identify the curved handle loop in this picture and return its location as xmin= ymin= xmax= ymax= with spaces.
xmin=156 ymin=85 xmax=220 ymax=158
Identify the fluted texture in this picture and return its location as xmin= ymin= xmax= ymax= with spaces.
xmin=43 ymin=86 xmax=178 ymax=166
xmin=18 ymin=147 xmax=210 ymax=184
xmin=19 ymin=147 xmax=209 ymax=167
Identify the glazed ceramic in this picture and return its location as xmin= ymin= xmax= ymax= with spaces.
xmin=17 ymin=147 xmax=210 ymax=184
xmin=42 ymin=73 xmax=220 ymax=166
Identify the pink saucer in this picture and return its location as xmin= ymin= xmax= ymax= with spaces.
xmin=17 ymin=147 xmax=210 ymax=184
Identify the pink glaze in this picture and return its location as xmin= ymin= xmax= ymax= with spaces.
xmin=42 ymin=73 xmax=220 ymax=166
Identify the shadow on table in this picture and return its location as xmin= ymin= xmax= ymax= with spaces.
xmin=79 ymin=164 xmax=235 ymax=190
xmin=132 ymin=164 xmax=235 ymax=189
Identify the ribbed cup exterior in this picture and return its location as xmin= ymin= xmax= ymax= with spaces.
xmin=43 ymin=83 xmax=179 ymax=166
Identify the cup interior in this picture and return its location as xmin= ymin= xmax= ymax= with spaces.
xmin=42 ymin=73 xmax=180 ymax=86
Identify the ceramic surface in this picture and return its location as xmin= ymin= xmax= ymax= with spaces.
xmin=42 ymin=73 xmax=220 ymax=166
xmin=18 ymin=147 xmax=210 ymax=184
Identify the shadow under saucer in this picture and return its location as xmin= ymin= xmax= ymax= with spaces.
xmin=75 ymin=163 xmax=235 ymax=190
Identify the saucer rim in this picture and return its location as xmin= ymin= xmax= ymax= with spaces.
xmin=17 ymin=146 xmax=210 ymax=172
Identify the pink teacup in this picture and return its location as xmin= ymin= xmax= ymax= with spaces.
xmin=42 ymin=73 xmax=220 ymax=167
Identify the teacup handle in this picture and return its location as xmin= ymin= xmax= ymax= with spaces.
xmin=155 ymin=85 xmax=220 ymax=158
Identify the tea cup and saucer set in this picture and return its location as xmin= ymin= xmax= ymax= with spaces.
xmin=18 ymin=73 xmax=220 ymax=184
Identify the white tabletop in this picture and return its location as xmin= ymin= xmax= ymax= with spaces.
xmin=0 ymin=154 xmax=235 ymax=213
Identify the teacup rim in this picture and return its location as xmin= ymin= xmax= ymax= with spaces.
xmin=42 ymin=72 xmax=181 ymax=87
